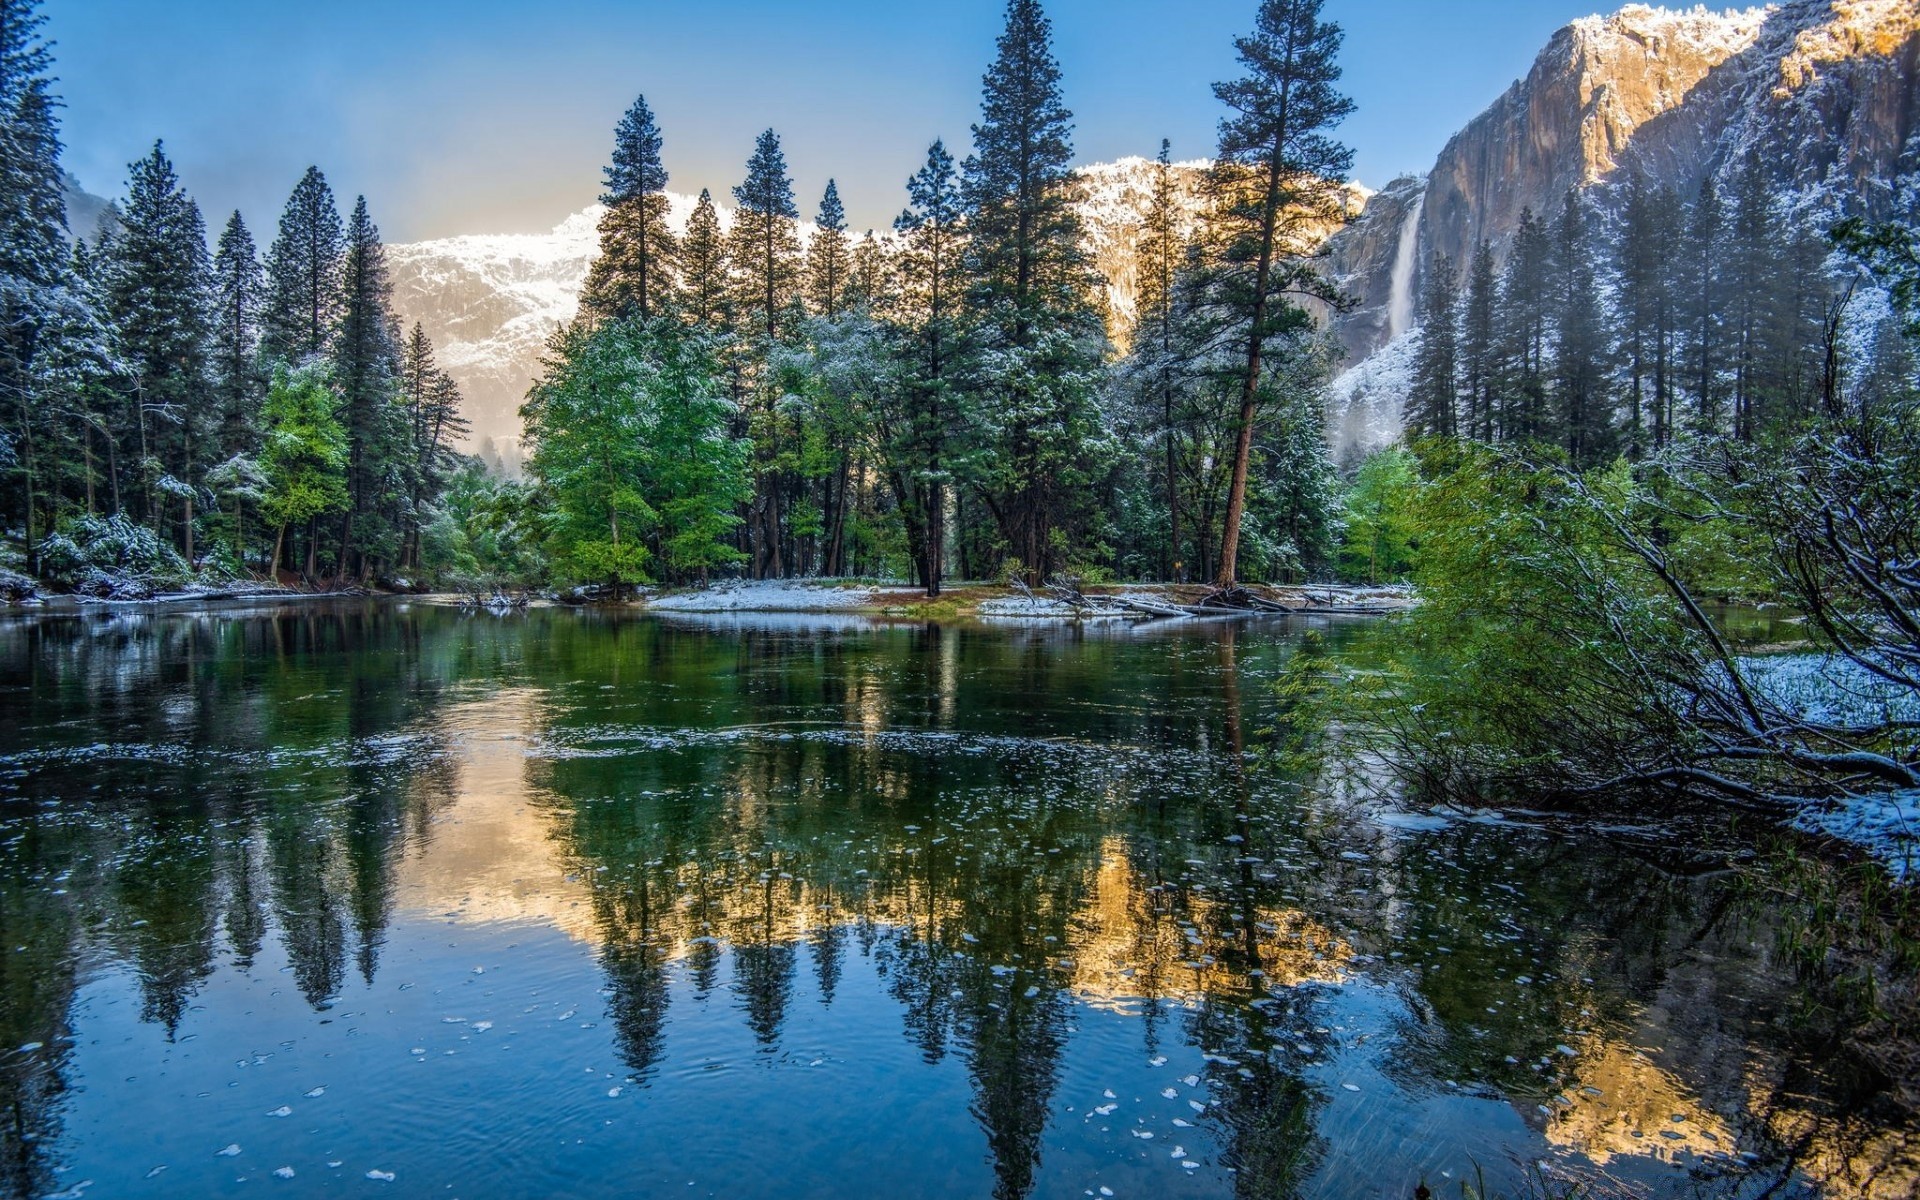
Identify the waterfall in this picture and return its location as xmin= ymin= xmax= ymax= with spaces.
xmin=1385 ymin=192 xmax=1426 ymax=340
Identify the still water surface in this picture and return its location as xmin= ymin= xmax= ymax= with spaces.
xmin=0 ymin=602 xmax=1912 ymax=1199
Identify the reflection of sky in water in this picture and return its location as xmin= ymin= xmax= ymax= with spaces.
xmin=0 ymin=603 xmax=1912 ymax=1200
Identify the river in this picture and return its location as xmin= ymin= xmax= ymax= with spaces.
xmin=0 ymin=601 xmax=1911 ymax=1198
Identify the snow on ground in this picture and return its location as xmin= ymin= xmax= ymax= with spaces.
xmin=1794 ymin=791 xmax=1920 ymax=883
xmin=643 ymin=581 xmax=886 ymax=613
xmin=976 ymin=595 xmax=1086 ymax=619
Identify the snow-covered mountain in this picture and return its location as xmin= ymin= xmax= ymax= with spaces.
xmin=388 ymin=159 xmax=1227 ymax=445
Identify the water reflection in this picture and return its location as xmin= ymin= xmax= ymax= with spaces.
xmin=0 ymin=603 xmax=1910 ymax=1199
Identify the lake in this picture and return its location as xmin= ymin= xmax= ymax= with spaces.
xmin=0 ymin=601 xmax=1912 ymax=1199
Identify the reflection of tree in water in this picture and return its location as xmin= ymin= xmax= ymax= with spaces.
xmin=0 ymin=866 xmax=80 ymax=1200
xmin=732 ymin=871 xmax=799 ymax=1048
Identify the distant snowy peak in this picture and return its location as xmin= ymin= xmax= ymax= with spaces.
xmin=388 ymin=158 xmax=1227 ymax=442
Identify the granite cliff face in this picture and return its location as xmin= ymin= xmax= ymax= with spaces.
xmin=1328 ymin=1 xmax=1920 ymax=368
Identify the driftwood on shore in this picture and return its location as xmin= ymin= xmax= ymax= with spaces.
xmin=1035 ymin=577 xmax=1411 ymax=622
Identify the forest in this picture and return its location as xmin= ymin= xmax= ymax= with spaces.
xmin=1 ymin=0 xmax=1916 ymax=631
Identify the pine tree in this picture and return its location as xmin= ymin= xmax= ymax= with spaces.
xmin=806 ymin=180 xmax=851 ymax=319
xmin=680 ymin=188 xmax=729 ymax=330
xmin=729 ymin=129 xmax=803 ymax=343
xmin=100 ymin=141 xmax=212 ymax=553
xmin=727 ymin=129 xmax=803 ymax=577
xmin=581 ymin=94 xmax=677 ymax=324
xmin=261 ymin=166 xmax=344 ymax=365
xmin=1407 ymin=252 xmax=1459 ymax=439
xmin=1135 ymin=139 xmax=1190 ymax=579
xmin=1552 ymin=192 xmax=1615 ymax=467
xmin=331 ymin=195 xmax=403 ymax=578
xmin=846 ymin=233 xmax=887 ymax=309
xmin=886 ymin=139 xmax=964 ymax=595
xmin=1681 ymin=176 xmax=1725 ymax=435
xmin=0 ymin=0 xmax=87 ymax=566
xmin=1201 ymin=0 xmax=1353 ymax=587
xmin=960 ymin=0 xmax=1108 ymax=582
xmin=1497 ymin=206 xmax=1553 ymax=443
xmin=1725 ymin=153 xmax=1773 ymax=440
xmin=1459 ymin=239 xmax=1497 ymax=441
xmin=397 ymin=323 xmax=468 ymax=571
xmin=1615 ymin=171 xmax=1682 ymax=452
xmin=210 ymin=211 xmax=265 ymax=461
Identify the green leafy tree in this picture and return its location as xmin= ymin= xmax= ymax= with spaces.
xmin=259 ymin=364 xmax=347 ymax=579
xmin=1336 ymin=446 xmax=1418 ymax=583
xmin=522 ymin=319 xmax=747 ymax=587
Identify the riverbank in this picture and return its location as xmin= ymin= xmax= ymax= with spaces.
xmin=631 ymin=579 xmax=1418 ymax=621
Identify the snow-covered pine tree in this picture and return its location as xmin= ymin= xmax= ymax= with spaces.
xmin=1406 ymin=252 xmax=1459 ymax=440
xmin=1614 ymin=171 xmax=1682 ymax=452
xmin=806 ymin=180 xmax=850 ymax=319
xmin=210 ymin=211 xmax=266 ymax=461
xmin=100 ymin=141 xmax=212 ymax=555
xmin=0 ymin=0 xmax=88 ymax=565
xmin=1552 ymin=192 xmax=1615 ymax=469
xmin=846 ymin=232 xmax=887 ymax=310
xmin=1680 ymin=176 xmax=1725 ymax=436
xmin=1202 ymin=0 xmax=1352 ymax=587
xmin=581 ymin=94 xmax=677 ymax=324
xmin=331 ymin=195 xmax=404 ymax=578
xmin=261 ymin=166 xmax=344 ymax=366
xmin=1459 ymin=240 xmax=1497 ymax=441
xmin=1497 ymin=206 xmax=1553 ymax=444
xmin=960 ymin=0 xmax=1108 ymax=584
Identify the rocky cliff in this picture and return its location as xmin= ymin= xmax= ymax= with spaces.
xmin=1327 ymin=0 xmax=1920 ymax=368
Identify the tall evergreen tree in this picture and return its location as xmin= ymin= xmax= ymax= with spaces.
xmin=1725 ymin=154 xmax=1774 ymax=440
xmin=1201 ymin=0 xmax=1353 ymax=587
xmin=729 ymin=129 xmax=803 ymax=343
xmin=885 ymin=140 xmax=964 ymax=595
xmin=1497 ymin=206 xmax=1553 ymax=443
xmin=209 ymin=211 xmax=265 ymax=461
xmin=1136 ymin=139 xmax=1188 ymax=578
xmin=1681 ymin=175 xmax=1725 ymax=435
xmin=847 ymin=232 xmax=887 ymax=310
xmin=806 ymin=179 xmax=851 ymax=319
xmin=727 ymin=129 xmax=803 ymax=577
xmin=581 ymin=94 xmax=677 ymax=324
xmin=100 ymin=141 xmax=212 ymax=553
xmin=0 ymin=0 xmax=87 ymax=565
xmin=680 ymin=187 xmax=729 ymax=330
xmin=1459 ymin=239 xmax=1497 ymax=441
xmin=1552 ymin=192 xmax=1615 ymax=468
xmin=331 ymin=195 xmax=403 ymax=578
xmin=1615 ymin=171 xmax=1681 ymax=451
xmin=960 ymin=0 xmax=1108 ymax=582
xmin=1406 ymin=252 xmax=1459 ymax=439
xmin=397 ymin=323 xmax=467 ymax=570
xmin=261 ymin=167 xmax=343 ymax=365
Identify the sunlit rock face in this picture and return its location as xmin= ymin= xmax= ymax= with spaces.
xmin=1322 ymin=0 xmax=1920 ymax=455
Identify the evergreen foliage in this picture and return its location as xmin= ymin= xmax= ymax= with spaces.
xmin=582 ymin=94 xmax=677 ymax=323
xmin=262 ymin=166 xmax=344 ymax=365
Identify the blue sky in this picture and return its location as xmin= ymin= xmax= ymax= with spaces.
xmin=47 ymin=0 xmax=1602 ymax=242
